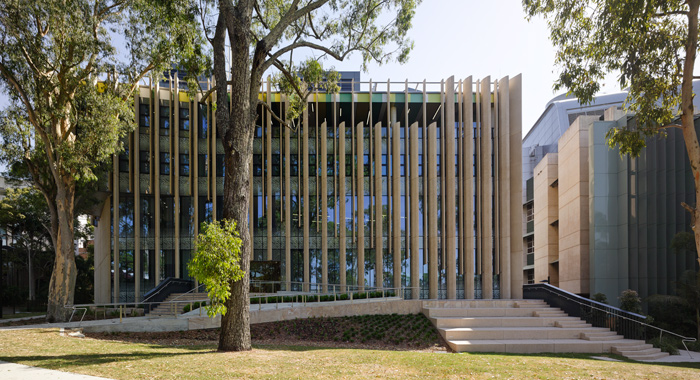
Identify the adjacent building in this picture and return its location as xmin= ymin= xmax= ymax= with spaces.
xmin=93 ymin=74 xmax=525 ymax=303
xmin=523 ymin=91 xmax=700 ymax=305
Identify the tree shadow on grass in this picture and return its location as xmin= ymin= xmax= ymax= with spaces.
xmin=0 ymin=348 xmax=214 ymax=369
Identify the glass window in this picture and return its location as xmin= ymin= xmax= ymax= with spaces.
xmin=216 ymin=154 xmax=225 ymax=177
xmin=253 ymin=154 xmax=263 ymax=177
xmin=180 ymin=154 xmax=190 ymax=176
xmin=198 ymin=104 xmax=208 ymax=138
xmin=290 ymin=154 xmax=299 ymax=177
xmin=119 ymin=150 xmax=129 ymax=173
xmin=140 ymin=151 xmax=150 ymax=174
xmin=198 ymin=154 xmax=208 ymax=177
xmin=327 ymin=155 xmax=334 ymax=176
xmin=179 ymin=107 xmax=189 ymax=131
xmin=160 ymin=152 xmax=170 ymax=175
xmin=308 ymin=154 xmax=316 ymax=177
xmin=159 ymin=105 xmax=170 ymax=136
xmin=139 ymin=102 xmax=150 ymax=128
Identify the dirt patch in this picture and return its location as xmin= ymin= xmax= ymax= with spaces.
xmin=85 ymin=313 xmax=447 ymax=352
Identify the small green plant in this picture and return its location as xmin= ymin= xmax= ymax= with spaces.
xmin=188 ymin=220 xmax=245 ymax=317
xmin=649 ymin=336 xmax=680 ymax=355
xmin=183 ymin=304 xmax=191 ymax=313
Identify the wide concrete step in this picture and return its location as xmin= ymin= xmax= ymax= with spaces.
xmin=555 ymin=320 xmax=591 ymax=328
xmin=421 ymin=300 xmax=537 ymax=309
xmin=611 ymin=343 xmax=654 ymax=353
xmin=447 ymin=339 xmax=613 ymax=354
xmin=624 ymin=351 xmax=670 ymax=361
xmin=581 ymin=331 xmax=624 ymax=341
xmin=431 ymin=316 xmax=582 ymax=328
xmin=442 ymin=327 xmax=609 ymax=341
xmin=615 ymin=347 xmax=664 ymax=357
xmin=424 ymin=307 xmax=561 ymax=318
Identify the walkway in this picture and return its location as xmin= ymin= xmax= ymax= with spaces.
xmin=0 ymin=361 xmax=112 ymax=380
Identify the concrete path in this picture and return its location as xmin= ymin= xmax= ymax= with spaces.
xmin=0 ymin=361 xmax=113 ymax=380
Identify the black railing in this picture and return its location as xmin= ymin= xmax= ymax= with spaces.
xmin=142 ymin=277 xmax=194 ymax=314
xmin=524 ymin=283 xmax=647 ymax=340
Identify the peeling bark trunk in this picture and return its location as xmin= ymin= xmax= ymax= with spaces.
xmin=683 ymin=1 xmax=700 ymax=269
xmin=215 ymin=0 xmax=255 ymax=352
xmin=46 ymin=181 xmax=77 ymax=322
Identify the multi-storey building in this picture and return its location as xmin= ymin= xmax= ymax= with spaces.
xmin=93 ymin=74 xmax=524 ymax=303
xmin=523 ymin=90 xmax=700 ymax=305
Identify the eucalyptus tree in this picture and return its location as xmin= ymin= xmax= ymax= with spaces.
xmin=524 ymin=0 xmax=700 ymax=267
xmin=197 ymin=0 xmax=419 ymax=351
xmin=0 ymin=0 xmax=208 ymax=322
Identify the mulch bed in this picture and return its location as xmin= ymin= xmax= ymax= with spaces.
xmin=84 ymin=313 xmax=448 ymax=352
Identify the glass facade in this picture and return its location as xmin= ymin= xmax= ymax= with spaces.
xmin=99 ymin=77 xmax=523 ymax=303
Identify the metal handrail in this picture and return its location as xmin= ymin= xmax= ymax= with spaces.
xmin=142 ymin=278 xmax=193 ymax=304
xmin=525 ymin=283 xmax=697 ymax=357
xmin=66 ymin=282 xmax=419 ymax=324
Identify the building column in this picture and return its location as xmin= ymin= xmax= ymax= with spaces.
xmin=498 ymin=76 xmax=512 ymax=299
xmin=339 ymin=122 xmax=347 ymax=291
xmin=509 ymin=75 xmax=524 ymax=299
xmin=480 ymin=77 xmax=493 ymax=299
xmin=321 ymin=121 xmax=328 ymax=292
xmin=356 ymin=122 xmax=365 ymax=290
xmin=445 ymin=76 xmax=457 ymax=299
xmin=94 ymin=200 xmax=111 ymax=304
xmin=303 ymin=106 xmax=310 ymax=292
xmin=428 ymin=122 xmax=438 ymax=299
xmin=409 ymin=122 xmax=420 ymax=299
xmin=374 ymin=122 xmax=383 ymax=288
xmin=463 ymin=77 xmax=474 ymax=299
xmin=391 ymin=121 xmax=401 ymax=291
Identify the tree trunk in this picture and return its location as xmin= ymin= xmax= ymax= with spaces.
xmin=46 ymin=183 xmax=77 ymax=322
xmin=682 ymin=1 xmax=700 ymax=269
xmin=27 ymin=247 xmax=34 ymax=301
xmin=216 ymin=0 xmax=255 ymax=352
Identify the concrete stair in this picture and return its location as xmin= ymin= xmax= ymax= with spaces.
xmin=148 ymin=293 xmax=209 ymax=317
xmin=612 ymin=343 xmax=669 ymax=361
xmin=422 ymin=299 xmax=666 ymax=361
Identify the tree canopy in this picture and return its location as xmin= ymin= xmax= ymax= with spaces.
xmin=524 ymin=0 xmax=700 ymax=267
xmin=0 ymin=0 xmax=208 ymax=321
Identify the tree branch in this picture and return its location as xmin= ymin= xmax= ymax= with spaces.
xmin=0 ymin=62 xmax=41 ymax=130
xmin=259 ymin=0 xmax=328 ymax=54
xmin=254 ymin=0 xmax=271 ymax=30
xmin=654 ymin=10 xmax=688 ymax=17
xmin=271 ymin=59 xmax=307 ymax=101
xmin=260 ymin=100 xmax=296 ymax=132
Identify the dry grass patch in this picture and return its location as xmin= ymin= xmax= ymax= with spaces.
xmin=1 ymin=328 xmax=699 ymax=379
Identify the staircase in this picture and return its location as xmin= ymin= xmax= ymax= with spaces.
xmin=148 ymin=293 xmax=209 ymax=317
xmin=422 ymin=299 xmax=668 ymax=361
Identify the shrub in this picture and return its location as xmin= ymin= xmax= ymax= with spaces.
xmin=619 ymin=289 xmax=642 ymax=314
xmin=592 ymin=292 xmax=608 ymax=304
xmin=183 ymin=304 xmax=191 ymax=313
xmin=649 ymin=336 xmax=680 ymax=355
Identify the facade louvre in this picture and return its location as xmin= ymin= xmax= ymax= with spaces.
xmin=93 ymin=75 xmax=524 ymax=303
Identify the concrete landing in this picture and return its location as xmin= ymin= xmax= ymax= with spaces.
xmin=0 ymin=361 xmax=112 ymax=380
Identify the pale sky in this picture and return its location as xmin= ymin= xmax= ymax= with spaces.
xmin=325 ymin=0 xmax=620 ymax=134
xmin=0 ymin=0 xmax=622 ymax=136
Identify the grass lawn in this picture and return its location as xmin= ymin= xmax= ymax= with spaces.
xmin=1 ymin=328 xmax=699 ymax=379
